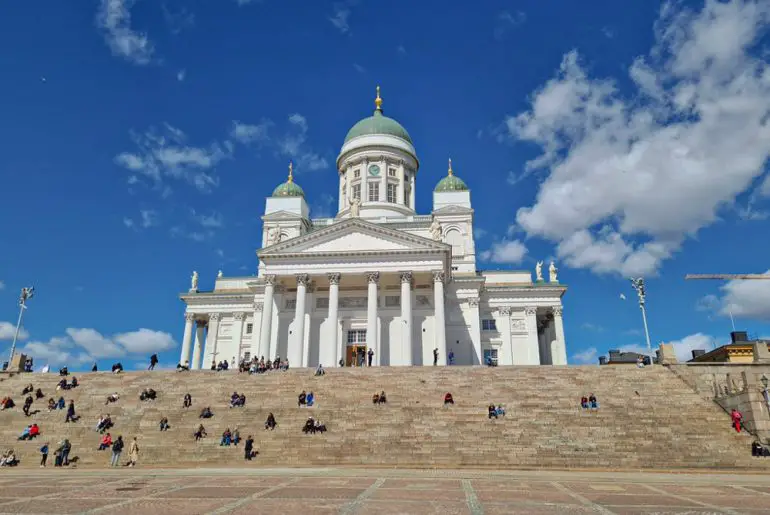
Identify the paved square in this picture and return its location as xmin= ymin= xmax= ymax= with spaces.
xmin=0 ymin=467 xmax=766 ymax=514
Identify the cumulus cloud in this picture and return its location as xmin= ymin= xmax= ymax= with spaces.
xmin=191 ymin=209 xmax=224 ymax=228
xmin=699 ymin=271 xmax=770 ymax=320
xmin=96 ymin=0 xmax=155 ymax=65
xmin=329 ymin=2 xmax=352 ymax=33
xmin=620 ymin=332 xmax=716 ymax=361
xmin=19 ymin=327 xmax=176 ymax=367
xmin=480 ymin=239 xmax=528 ymax=265
xmin=571 ymin=347 xmax=599 ymax=364
xmin=115 ymin=124 xmax=232 ymax=193
xmin=230 ymin=120 xmax=272 ymax=144
xmin=0 ymin=321 xmax=29 ymax=341
xmin=0 ymin=280 xmax=5 ymax=290
xmin=504 ymin=0 xmax=770 ymax=276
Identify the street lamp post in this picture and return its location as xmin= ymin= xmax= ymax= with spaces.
xmin=8 ymin=287 xmax=35 ymax=368
xmin=630 ymin=278 xmax=653 ymax=365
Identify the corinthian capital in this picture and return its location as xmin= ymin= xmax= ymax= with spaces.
xmin=400 ymin=271 xmax=413 ymax=284
xmin=209 ymin=313 xmax=221 ymax=322
xmin=366 ymin=272 xmax=380 ymax=284
xmin=296 ymin=274 xmax=310 ymax=286
xmin=253 ymin=302 xmax=264 ymax=312
xmin=499 ymin=306 xmax=512 ymax=317
xmin=264 ymin=274 xmax=277 ymax=286
xmin=327 ymin=273 xmax=341 ymax=285
xmin=432 ymin=271 xmax=445 ymax=283
xmin=184 ymin=312 xmax=196 ymax=322
xmin=234 ymin=312 xmax=247 ymax=321
xmin=525 ymin=306 xmax=538 ymax=316
xmin=551 ymin=306 xmax=563 ymax=317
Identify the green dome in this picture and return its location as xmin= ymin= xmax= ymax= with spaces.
xmin=344 ymin=88 xmax=412 ymax=144
xmin=344 ymin=110 xmax=412 ymax=144
xmin=434 ymin=159 xmax=469 ymax=192
xmin=271 ymin=162 xmax=305 ymax=197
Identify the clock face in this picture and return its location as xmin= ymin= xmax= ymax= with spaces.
xmin=368 ymin=164 xmax=380 ymax=176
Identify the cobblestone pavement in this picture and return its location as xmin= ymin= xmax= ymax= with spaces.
xmin=0 ymin=467 xmax=768 ymax=514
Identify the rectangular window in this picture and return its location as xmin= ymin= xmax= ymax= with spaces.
xmin=316 ymin=297 xmax=329 ymax=309
xmin=482 ymin=319 xmax=497 ymax=331
xmin=385 ymin=295 xmax=400 ymax=307
xmin=353 ymin=169 xmax=360 ymax=179
xmin=387 ymin=183 xmax=397 ymax=203
xmin=245 ymin=323 xmax=253 ymax=334
xmin=368 ymin=182 xmax=379 ymax=201
xmin=347 ymin=330 xmax=366 ymax=344
xmin=388 ymin=168 xmax=397 ymax=177
xmin=243 ymin=351 xmax=251 ymax=362
xmin=352 ymin=183 xmax=361 ymax=200
xmin=483 ymin=349 xmax=498 ymax=366
xmin=285 ymin=299 xmax=296 ymax=309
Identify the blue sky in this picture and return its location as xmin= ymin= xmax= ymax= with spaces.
xmin=2 ymin=0 xmax=770 ymax=370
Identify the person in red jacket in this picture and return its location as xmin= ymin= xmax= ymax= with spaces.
xmin=98 ymin=433 xmax=113 ymax=451
xmin=29 ymin=424 xmax=40 ymax=438
xmin=731 ymin=409 xmax=743 ymax=432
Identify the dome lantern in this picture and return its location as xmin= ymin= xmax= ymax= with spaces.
xmin=271 ymin=161 xmax=305 ymax=198
xmin=434 ymin=158 xmax=469 ymax=192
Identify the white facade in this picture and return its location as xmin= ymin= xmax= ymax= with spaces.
xmin=179 ymin=94 xmax=567 ymax=369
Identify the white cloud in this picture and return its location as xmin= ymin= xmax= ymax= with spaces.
xmin=0 ymin=280 xmax=5 ymax=290
xmin=329 ymin=3 xmax=352 ymax=33
xmin=123 ymin=217 xmax=135 ymax=229
xmin=700 ymin=270 xmax=770 ymax=320
xmin=494 ymin=10 xmax=526 ymax=40
xmin=96 ymin=0 xmax=155 ymax=65
xmin=0 ymin=321 xmax=29 ymax=341
xmin=192 ymin=210 xmax=224 ymax=228
xmin=230 ymin=120 xmax=271 ymax=144
xmin=480 ymin=239 xmax=528 ymax=264
xmin=115 ymin=124 xmax=232 ymax=193
xmin=474 ymin=228 xmax=488 ymax=239
xmin=311 ymin=193 xmax=336 ymax=218
xmin=113 ymin=328 xmax=175 ymax=354
xmin=571 ymin=347 xmax=599 ymax=364
xmin=162 ymin=4 xmax=194 ymax=35
xmin=19 ymin=327 xmax=177 ymax=367
xmin=581 ymin=323 xmax=605 ymax=332
xmin=177 ymin=69 xmax=186 ymax=82
xmin=504 ymin=0 xmax=770 ymax=277
xmin=170 ymin=226 xmax=212 ymax=242
xmin=232 ymin=114 xmax=328 ymax=171
xmin=140 ymin=209 xmax=158 ymax=228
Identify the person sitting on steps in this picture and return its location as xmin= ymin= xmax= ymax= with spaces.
xmin=306 ymin=391 xmax=315 ymax=407
xmin=220 ymin=428 xmax=233 ymax=446
xmin=177 ymin=361 xmax=190 ymax=372
xmin=35 ymin=388 xmax=44 ymax=400
xmin=22 ymin=384 xmax=33 ymax=395
xmin=139 ymin=388 xmax=157 ymax=401
xmin=372 ymin=392 xmax=380 ymax=404
xmin=265 ymin=413 xmax=277 ymax=430
xmin=56 ymin=397 xmax=65 ymax=410
xmin=378 ymin=391 xmax=387 ymax=404
xmin=0 ymin=397 xmax=14 ymax=410
xmin=752 ymin=440 xmax=770 ymax=457
xmin=588 ymin=394 xmax=599 ymax=410
xmin=105 ymin=392 xmax=119 ymax=405
xmin=47 ymin=398 xmax=55 ymax=411
xmin=444 ymin=392 xmax=454 ymax=406
xmin=580 ymin=396 xmax=589 ymax=409
xmin=194 ymin=424 xmax=207 ymax=441
xmin=97 ymin=414 xmax=113 ymax=433
xmin=298 ymin=391 xmax=307 ymax=407
xmin=183 ymin=393 xmax=192 ymax=408
xmin=199 ymin=407 xmax=213 ymax=419
xmin=159 ymin=417 xmax=170 ymax=431
xmin=302 ymin=417 xmax=316 ymax=434
xmin=496 ymin=404 xmax=506 ymax=417
xmin=98 ymin=433 xmax=112 ymax=451
xmin=314 ymin=419 xmax=327 ymax=433
xmin=488 ymin=404 xmax=498 ymax=419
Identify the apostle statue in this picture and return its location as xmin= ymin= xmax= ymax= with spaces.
xmin=430 ymin=219 xmax=442 ymax=241
xmin=191 ymin=271 xmax=199 ymax=291
xmin=217 ymin=270 xmax=223 ymax=278
xmin=349 ymin=197 xmax=361 ymax=218
xmin=535 ymin=261 xmax=544 ymax=282
xmin=549 ymin=261 xmax=558 ymax=283
xmin=268 ymin=228 xmax=281 ymax=246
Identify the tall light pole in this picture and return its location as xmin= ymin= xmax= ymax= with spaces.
xmin=8 ymin=286 xmax=34 ymax=367
xmin=630 ymin=278 xmax=653 ymax=364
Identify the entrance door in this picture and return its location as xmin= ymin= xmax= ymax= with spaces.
xmin=346 ymin=330 xmax=367 ymax=366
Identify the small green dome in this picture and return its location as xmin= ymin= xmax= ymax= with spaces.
xmin=434 ymin=159 xmax=469 ymax=192
xmin=271 ymin=162 xmax=305 ymax=197
xmin=343 ymin=87 xmax=412 ymax=144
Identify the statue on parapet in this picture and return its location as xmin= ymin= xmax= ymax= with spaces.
xmin=535 ymin=261 xmax=544 ymax=282
xmin=268 ymin=228 xmax=282 ymax=246
xmin=349 ymin=197 xmax=361 ymax=218
xmin=549 ymin=261 xmax=558 ymax=283
xmin=430 ymin=219 xmax=442 ymax=241
xmin=191 ymin=271 xmax=199 ymax=291
xmin=217 ymin=270 xmax=223 ymax=278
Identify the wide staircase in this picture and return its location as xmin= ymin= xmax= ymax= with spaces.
xmin=0 ymin=366 xmax=766 ymax=470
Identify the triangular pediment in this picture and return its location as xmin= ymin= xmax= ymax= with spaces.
xmin=262 ymin=210 xmax=305 ymax=221
xmin=433 ymin=205 xmax=474 ymax=215
xmin=259 ymin=218 xmax=449 ymax=257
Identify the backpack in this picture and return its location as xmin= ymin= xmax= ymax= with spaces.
xmin=40 ymin=445 xmax=48 ymax=454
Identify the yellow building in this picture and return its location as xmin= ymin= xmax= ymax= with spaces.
xmin=688 ymin=332 xmax=770 ymax=363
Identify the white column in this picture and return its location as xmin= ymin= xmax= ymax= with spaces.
xmin=328 ymin=273 xmax=340 ymax=367
xmin=551 ymin=306 xmax=568 ymax=365
xmin=232 ymin=312 xmax=245 ymax=363
xmin=400 ymin=271 xmax=413 ymax=366
xmin=468 ymin=298 xmax=482 ymax=365
xmin=259 ymin=275 xmax=276 ymax=359
xmin=433 ymin=271 xmax=447 ymax=366
xmin=525 ymin=306 xmax=540 ymax=365
xmin=366 ymin=272 xmax=379 ymax=366
xmin=251 ymin=302 xmax=263 ymax=359
xmin=204 ymin=313 xmax=220 ymax=368
xmin=302 ymin=285 xmax=314 ymax=367
xmin=290 ymin=274 xmax=308 ymax=367
xmin=499 ymin=307 xmax=512 ymax=366
xmin=180 ymin=313 xmax=195 ymax=366
xmin=192 ymin=320 xmax=206 ymax=370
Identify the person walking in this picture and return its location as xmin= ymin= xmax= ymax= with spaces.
xmin=433 ymin=348 xmax=439 ymax=366
xmin=367 ymin=348 xmax=374 ymax=367
xmin=111 ymin=436 xmax=124 ymax=467
xmin=39 ymin=442 xmax=48 ymax=468
xmin=65 ymin=400 xmax=76 ymax=423
xmin=128 ymin=437 xmax=139 ymax=467
xmin=148 ymin=354 xmax=158 ymax=371
xmin=244 ymin=435 xmax=254 ymax=461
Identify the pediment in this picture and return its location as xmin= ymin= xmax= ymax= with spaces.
xmin=433 ymin=205 xmax=474 ymax=215
xmin=259 ymin=218 xmax=449 ymax=258
xmin=262 ymin=210 xmax=304 ymax=221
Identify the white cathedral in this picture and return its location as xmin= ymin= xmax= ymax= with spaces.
xmin=178 ymin=89 xmax=568 ymax=369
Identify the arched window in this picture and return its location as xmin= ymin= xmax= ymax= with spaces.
xmin=444 ymin=229 xmax=464 ymax=256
